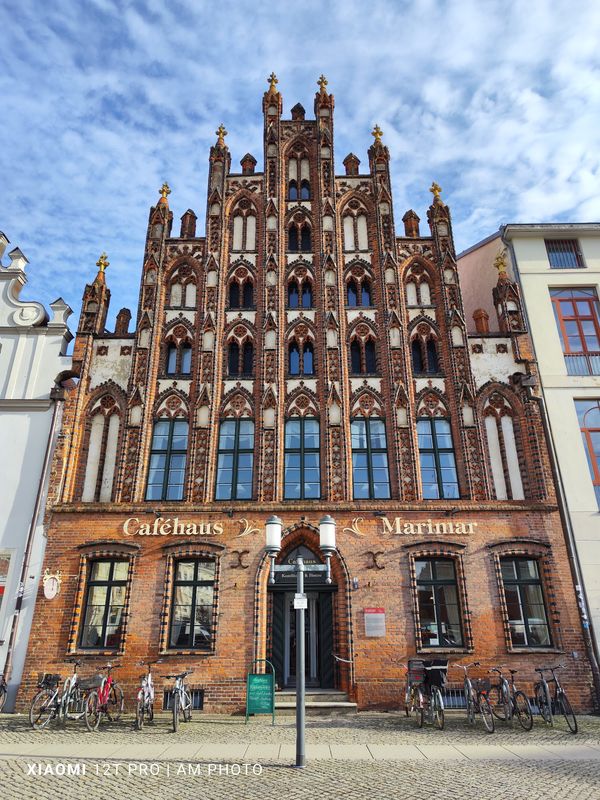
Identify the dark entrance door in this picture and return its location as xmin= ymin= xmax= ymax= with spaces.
xmin=270 ymin=546 xmax=335 ymax=690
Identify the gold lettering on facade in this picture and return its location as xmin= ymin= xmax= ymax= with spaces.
xmin=380 ymin=517 xmax=478 ymax=535
xmin=122 ymin=517 xmax=226 ymax=537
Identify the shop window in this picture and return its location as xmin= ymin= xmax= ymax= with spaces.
xmin=169 ymin=559 xmax=216 ymax=650
xmin=550 ymin=287 xmax=600 ymax=375
xmin=79 ymin=559 xmax=128 ymax=649
xmin=215 ymin=419 xmax=254 ymax=500
xmin=575 ymin=399 xmax=600 ymax=507
xmin=414 ymin=558 xmax=464 ymax=648
xmin=417 ymin=418 xmax=459 ymax=499
xmin=145 ymin=419 xmax=189 ymax=501
xmin=284 ymin=418 xmax=320 ymax=499
xmin=351 ymin=417 xmax=391 ymax=499
xmin=500 ymin=557 xmax=552 ymax=647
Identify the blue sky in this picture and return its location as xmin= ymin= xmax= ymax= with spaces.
xmin=2 ymin=0 xmax=600 ymax=331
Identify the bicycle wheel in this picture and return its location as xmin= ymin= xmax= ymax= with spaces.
xmin=404 ymin=683 xmax=411 ymax=717
xmin=84 ymin=691 xmax=101 ymax=732
xmin=514 ymin=690 xmax=533 ymax=731
xmin=465 ymin=683 xmax=475 ymax=724
xmin=148 ymin=702 xmax=154 ymax=723
xmin=557 ymin=691 xmax=578 ymax=734
xmin=415 ymin=687 xmax=424 ymax=728
xmin=135 ymin=694 xmax=144 ymax=730
xmin=107 ymin=683 xmax=124 ymax=722
xmin=535 ymin=683 xmax=552 ymax=724
xmin=489 ymin=684 xmax=510 ymax=721
xmin=172 ymin=692 xmax=179 ymax=732
xmin=478 ymin=692 xmax=495 ymax=733
xmin=29 ymin=689 xmax=56 ymax=730
xmin=432 ymin=687 xmax=445 ymax=730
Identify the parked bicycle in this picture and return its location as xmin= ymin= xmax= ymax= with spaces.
xmin=533 ymin=664 xmax=578 ymax=734
xmin=488 ymin=666 xmax=533 ymax=731
xmin=84 ymin=663 xmax=124 ymax=732
xmin=416 ymin=659 xmax=447 ymax=730
xmin=135 ymin=659 xmax=162 ymax=730
xmin=161 ymin=670 xmax=193 ymax=732
xmin=453 ymin=662 xmax=495 ymax=733
xmin=0 ymin=673 xmax=7 ymax=713
xmin=30 ymin=660 xmax=87 ymax=729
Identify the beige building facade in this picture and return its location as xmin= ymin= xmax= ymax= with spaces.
xmin=459 ymin=223 xmax=600 ymax=672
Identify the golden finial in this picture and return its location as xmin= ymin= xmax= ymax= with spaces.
xmin=494 ymin=248 xmax=508 ymax=274
xmin=96 ymin=252 xmax=109 ymax=273
xmin=371 ymin=124 xmax=383 ymax=144
xmin=430 ymin=181 xmax=442 ymax=201
xmin=159 ymin=182 xmax=171 ymax=201
xmin=317 ymin=74 xmax=328 ymax=93
xmin=216 ymin=123 xmax=227 ymax=147
xmin=267 ymin=72 xmax=278 ymax=93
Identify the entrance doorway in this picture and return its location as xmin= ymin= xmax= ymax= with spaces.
xmin=269 ymin=545 xmax=336 ymax=689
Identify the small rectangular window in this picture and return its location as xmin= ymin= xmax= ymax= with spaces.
xmin=500 ymin=557 xmax=552 ymax=647
xmin=351 ymin=418 xmax=391 ymax=499
xmin=417 ymin=418 xmax=459 ymax=499
xmin=169 ymin=559 xmax=216 ymax=650
xmin=145 ymin=420 xmax=189 ymax=501
xmin=80 ymin=559 xmax=128 ymax=649
xmin=215 ymin=419 xmax=254 ymax=500
xmin=415 ymin=558 xmax=464 ymax=647
xmin=284 ymin=418 xmax=321 ymax=499
xmin=545 ymin=239 xmax=585 ymax=269
xmin=575 ymin=399 xmax=600 ymax=508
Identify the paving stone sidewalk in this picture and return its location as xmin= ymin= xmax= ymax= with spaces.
xmin=1 ymin=713 xmax=600 ymax=799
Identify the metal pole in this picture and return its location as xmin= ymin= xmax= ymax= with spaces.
xmin=295 ymin=556 xmax=306 ymax=768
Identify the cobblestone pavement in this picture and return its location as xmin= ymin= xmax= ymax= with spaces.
xmin=1 ymin=713 xmax=600 ymax=800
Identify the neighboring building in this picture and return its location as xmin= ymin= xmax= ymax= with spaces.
xmin=0 ymin=232 xmax=73 ymax=711
xmin=459 ymin=223 xmax=600 ymax=684
xmin=18 ymin=78 xmax=595 ymax=713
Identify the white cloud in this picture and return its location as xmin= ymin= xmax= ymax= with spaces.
xmin=1 ymin=0 xmax=599 ymax=327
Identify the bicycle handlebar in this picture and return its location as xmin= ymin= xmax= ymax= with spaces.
xmin=160 ymin=670 xmax=193 ymax=680
xmin=535 ymin=664 xmax=565 ymax=674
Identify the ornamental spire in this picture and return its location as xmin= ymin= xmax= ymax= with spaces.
xmin=429 ymin=181 xmax=442 ymax=202
xmin=494 ymin=248 xmax=508 ymax=276
xmin=158 ymin=182 xmax=171 ymax=204
xmin=215 ymin=123 xmax=228 ymax=147
xmin=317 ymin=74 xmax=328 ymax=93
xmin=94 ymin=252 xmax=109 ymax=283
xmin=267 ymin=72 xmax=279 ymax=94
xmin=371 ymin=124 xmax=383 ymax=144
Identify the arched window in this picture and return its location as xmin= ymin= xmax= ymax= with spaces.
xmin=82 ymin=403 xmax=121 ymax=503
xmin=343 ymin=216 xmax=355 ymax=251
xmin=289 ymin=154 xmax=309 ymax=202
xmin=303 ymin=342 xmax=314 ymax=374
xmin=343 ymin=211 xmax=369 ymax=251
xmin=347 ymin=280 xmax=358 ymax=307
xmin=412 ymin=340 xmax=424 ymax=373
xmin=170 ymin=282 xmax=183 ymax=307
xmin=231 ymin=205 xmax=257 ymax=251
xmin=302 ymin=282 xmax=313 ymax=309
xmin=232 ymin=215 xmax=244 ymax=250
xmin=288 ymin=281 xmax=300 ymax=308
xmin=289 ymin=342 xmax=300 ymax=374
xmin=166 ymin=345 xmax=178 ymax=374
xmin=181 ymin=343 xmax=192 ymax=374
xmin=426 ymin=339 xmax=439 ymax=373
xmin=242 ymin=341 xmax=253 ymax=375
xmin=228 ymin=342 xmax=240 ymax=375
xmin=484 ymin=393 xmax=525 ymax=500
xmin=361 ymin=280 xmax=372 ymax=307
xmin=351 ymin=340 xmax=362 ymax=373
xmin=166 ymin=340 xmax=193 ymax=375
xmin=365 ymin=340 xmax=376 ymax=373
xmin=289 ymin=180 xmax=298 ymax=201
xmin=229 ymin=282 xmax=240 ymax=308
xmin=184 ymin=282 xmax=196 ymax=308
xmin=300 ymin=225 xmax=311 ymax=252
xmin=242 ymin=280 xmax=253 ymax=308
xmin=289 ymin=226 xmax=299 ymax=252
xmin=300 ymin=179 xmax=310 ymax=200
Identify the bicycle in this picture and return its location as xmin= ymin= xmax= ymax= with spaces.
xmin=29 ymin=672 xmax=63 ymax=729
xmin=84 ymin=663 xmax=125 ymax=732
xmin=453 ymin=662 xmax=495 ymax=733
xmin=135 ymin=659 xmax=162 ymax=730
xmin=488 ymin=666 xmax=533 ymax=731
xmin=161 ymin=670 xmax=193 ymax=732
xmin=0 ymin=673 xmax=7 ymax=713
xmin=415 ymin=659 xmax=447 ymax=730
xmin=533 ymin=664 xmax=578 ymax=734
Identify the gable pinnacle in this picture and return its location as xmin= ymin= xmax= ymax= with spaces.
xmin=96 ymin=252 xmax=109 ymax=273
xmin=267 ymin=72 xmax=279 ymax=94
xmin=159 ymin=182 xmax=171 ymax=203
xmin=317 ymin=74 xmax=328 ymax=93
xmin=371 ymin=124 xmax=383 ymax=144
xmin=215 ymin=123 xmax=228 ymax=147
xmin=429 ymin=181 xmax=442 ymax=201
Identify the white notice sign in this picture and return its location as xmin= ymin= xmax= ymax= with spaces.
xmin=294 ymin=594 xmax=308 ymax=610
xmin=364 ymin=607 xmax=386 ymax=637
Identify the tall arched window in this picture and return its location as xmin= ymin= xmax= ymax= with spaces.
xmin=228 ymin=342 xmax=240 ymax=375
xmin=411 ymin=333 xmax=441 ymax=374
xmin=229 ymin=282 xmax=240 ymax=308
xmin=300 ymin=179 xmax=310 ymax=200
xmin=289 ymin=226 xmax=299 ymax=252
xmin=365 ymin=340 xmax=376 ymax=373
xmin=166 ymin=340 xmax=192 ymax=375
xmin=350 ymin=337 xmax=377 ymax=374
xmin=347 ymin=280 xmax=358 ymax=307
xmin=303 ymin=342 xmax=314 ymax=374
xmin=302 ymin=282 xmax=313 ymax=308
xmin=82 ymin=401 xmax=121 ymax=503
xmin=289 ymin=180 xmax=298 ymax=201
xmin=242 ymin=341 xmax=253 ymax=375
xmin=426 ymin=339 xmax=439 ymax=373
xmin=288 ymin=281 xmax=300 ymax=308
xmin=361 ymin=280 xmax=372 ymax=307
xmin=300 ymin=225 xmax=311 ymax=251
xmin=289 ymin=342 xmax=300 ymax=374
xmin=483 ymin=392 xmax=525 ymax=500
xmin=242 ymin=281 xmax=254 ymax=308
xmin=351 ymin=340 xmax=361 ymax=373
xmin=289 ymin=154 xmax=310 ymax=201
xmin=411 ymin=340 xmax=424 ymax=373
xmin=343 ymin=211 xmax=369 ymax=251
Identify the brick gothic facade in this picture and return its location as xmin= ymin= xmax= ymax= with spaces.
xmin=19 ymin=77 xmax=595 ymax=712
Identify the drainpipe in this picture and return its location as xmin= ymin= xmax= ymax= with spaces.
xmin=1 ymin=385 xmax=65 ymax=708
xmin=502 ymin=229 xmax=600 ymax=711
